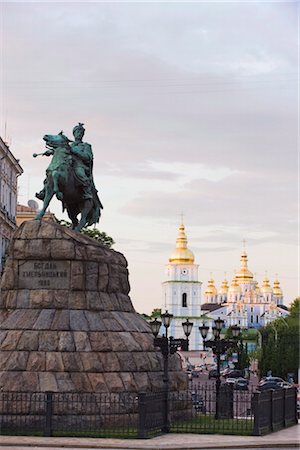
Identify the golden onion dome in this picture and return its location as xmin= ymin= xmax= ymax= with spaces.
xmin=219 ymin=277 xmax=229 ymax=295
xmin=169 ymin=223 xmax=195 ymax=265
xmin=205 ymin=276 xmax=218 ymax=296
xmin=235 ymin=250 xmax=254 ymax=283
xmin=254 ymin=279 xmax=261 ymax=294
xmin=228 ymin=277 xmax=241 ymax=294
xmin=261 ymin=275 xmax=273 ymax=294
xmin=273 ymin=277 xmax=283 ymax=296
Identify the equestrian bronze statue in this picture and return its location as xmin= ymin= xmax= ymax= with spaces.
xmin=34 ymin=123 xmax=103 ymax=232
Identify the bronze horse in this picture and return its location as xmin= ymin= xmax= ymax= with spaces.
xmin=35 ymin=132 xmax=102 ymax=231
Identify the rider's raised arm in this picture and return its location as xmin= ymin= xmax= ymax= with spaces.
xmin=44 ymin=149 xmax=54 ymax=156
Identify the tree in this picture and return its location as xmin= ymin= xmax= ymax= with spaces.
xmin=257 ymin=299 xmax=300 ymax=381
xmin=57 ymin=220 xmax=115 ymax=248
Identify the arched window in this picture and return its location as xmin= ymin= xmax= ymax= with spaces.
xmin=182 ymin=293 xmax=187 ymax=307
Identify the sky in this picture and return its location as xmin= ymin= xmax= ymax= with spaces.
xmin=0 ymin=0 xmax=298 ymax=314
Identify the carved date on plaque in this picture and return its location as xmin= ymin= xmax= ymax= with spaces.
xmin=18 ymin=260 xmax=70 ymax=289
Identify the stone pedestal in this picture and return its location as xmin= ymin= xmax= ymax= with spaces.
xmin=0 ymin=220 xmax=187 ymax=394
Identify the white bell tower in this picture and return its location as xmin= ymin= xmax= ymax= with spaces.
xmin=161 ymin=222 xmax=202 ymax=350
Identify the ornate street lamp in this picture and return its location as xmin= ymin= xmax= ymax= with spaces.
xmin=149 ymin=311 xmax=183 ymax=432
xmin=199 ymin=319 xmax=241 ymax=420
xmin=149 ymin=318 xmax=162 ymax=338
xmin=182 ymin=318 xmax=193 ymax=351
xmin=161 ymin=310 xmax=173 ymax=337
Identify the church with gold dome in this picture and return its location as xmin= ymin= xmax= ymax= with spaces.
xmin=162 ymin=223 xmax=289 ymax=351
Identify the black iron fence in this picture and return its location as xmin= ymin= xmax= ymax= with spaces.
xmin=0 ymin=385 xmax=297 ymax=438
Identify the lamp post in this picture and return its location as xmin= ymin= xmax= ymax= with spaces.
xmin=182 ymin=318 xmax=193 ymax=351
xmin=199 ymin=318 xmax=241 ymax=420
xmin=149 ymin=311 xmax=185 ymax=432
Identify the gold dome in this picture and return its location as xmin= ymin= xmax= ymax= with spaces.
xmin=261 ymin=275 xmax=273 ymax=294
xmin=228 ymin=277 xmax=241 ymax=294
xmin=219 ymin=277 xmax=229 ymax=295
xmin=169 ymin=223 xmax=195 ymax=265
xmin=273 ymin=277 xmax=283 ymax=296
xmin=254 ymin=279 xmax=261 ymax=294
xmin=205 ymin=276 xmax=218 ymax=296
xmin=235 ymin=250 xmax=254 ymax=282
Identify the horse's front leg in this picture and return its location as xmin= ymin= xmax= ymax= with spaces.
xmin=35 ymin=186 xmax=54 ymax=220
xmin=52 ymin=170 xmax=63 ymax=201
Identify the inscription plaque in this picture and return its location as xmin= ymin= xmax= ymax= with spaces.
xmin=18 ymin=260 xmax=70 ymax=289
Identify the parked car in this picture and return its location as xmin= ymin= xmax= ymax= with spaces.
xmin=191 ymin=392 xmax=206 ymax=413
xmin=225 ymin=377 xmax=237 ymax=385
xmin=234 ymin=378 xmax=249 ymax=391
xmin=208 ymin=369 xmax=218 ymax=379
xmin=260 ymin=376 xmax=284 ymax=384
xmin=257 ymin=381 xmax=284 ymax=391
xmin=224 ymin=369 xmax=244 ymax=379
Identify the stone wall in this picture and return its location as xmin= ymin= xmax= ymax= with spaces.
xmin=0 ymin=220 xmax=187 ymax=393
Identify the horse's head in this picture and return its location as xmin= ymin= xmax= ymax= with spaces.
xmin=43 ymin=131 xmax=71 ymax=149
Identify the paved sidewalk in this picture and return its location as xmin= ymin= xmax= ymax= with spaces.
xmin=0 ymin=425 xmax=299 ymax=449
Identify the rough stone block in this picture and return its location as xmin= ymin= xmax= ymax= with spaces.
xmin=103 ymin=373 xmax=124 ymax=392
xmin=117 ymin=294 xmax=134 ymax=312
xmin=132 ymin=352 xmax=151 ymax=371
xmin=25 ymin=239 xmax=51 ymax=259
xmin=56 ymin=373 xmax=75 ymax=391
xmin=80 ymin=353 xmax=103 ymax=372
xmin=120 ymin=373 xmax=137 ymax=392
xmin=58 ymin=332 xmax=75 ymax=351
xmin=70 ymin=261 xmax=84 ymax=290
xmin=97 ymin=352 xmax=120 ymax=372
xmin=16 ymin=290 xmax=30 ymax=308
xmin=38 ymin=331 xmax=58 ymax=351
xmin=18 ymin=330 xmax=39 ymax=351
xmin=12 ymin=239 xmax=27 ymax=259
xmin=39 ymin=372 xmax=58 ymax=392
xmin=33 ymin=309 xmax=55 ymax=330
xmin=5 ymin=351 xmax=29 ymax=371
xmin=85 ymin=261 xmax=98 ymax=291
xmin=38 ymin=222 xmax=57 ymax=239
xmin=133 ymin=373 xmax=149 ymax=392
xmin=89 ymin=331 xmax=112 ymax=352
xmin=53 ymin=290 xmax=69 ymax=309
xmin=86 ymin=292 xmax=103 ymax=311
xmin=46 ymin=352 xmax=64 ymax=371
xmin=73 ymin=331 xmax=91 ymax=351
xmin=88 ymin=373 xmax=108 ymax=392
xmin=51 ymin=239 xmax=75 ymax=259
xmin=115 ymin=331 xmax=142 ymax=351
xmin=70 ymin=311 xmax=89 ymax=331
xmin=62 ymin=353 xmax=83 ymax=372
xmin=84 ymin=311 xmax=106 ymax=331
xmin=26 ymin=352 xmax=46 ymax=371
xmin=0 ymin=330 xmax=22 ymax=350
xmin=51 ymin=310 xmax=70 ymax=330
xmin=71 ymin=373 xmax=92 ymax=392
xmin=0 ymin=330 xmax=8 ymax=345
xmin=68 ymin=292 xmax=86 ymax=310
xmin=115 ymin=352 xmax=136 ymax=372
xmin=30 ymin=290 xmax=54 ymax=309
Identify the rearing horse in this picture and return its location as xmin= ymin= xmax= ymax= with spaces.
xmin=35 ymin=132 xmax=102 ymax=232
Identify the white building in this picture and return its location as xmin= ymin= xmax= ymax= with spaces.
xmin=161 ymin=223 xmax=289 ymax=351
xmin=161 ymin=223 xmax=212 ymax=350
xmin=0 ymin=137 xmax=23 ymax=273
xmin=201 ymin=251 xmax=288 ymax=329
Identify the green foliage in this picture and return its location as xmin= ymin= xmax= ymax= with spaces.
xmin=57 ymin=219 xmax=115 ymax=248
xmin=258 ymin=299 xmax=300 ymax=381
xmin=151 ymin=308 xmax=161 ymax=318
